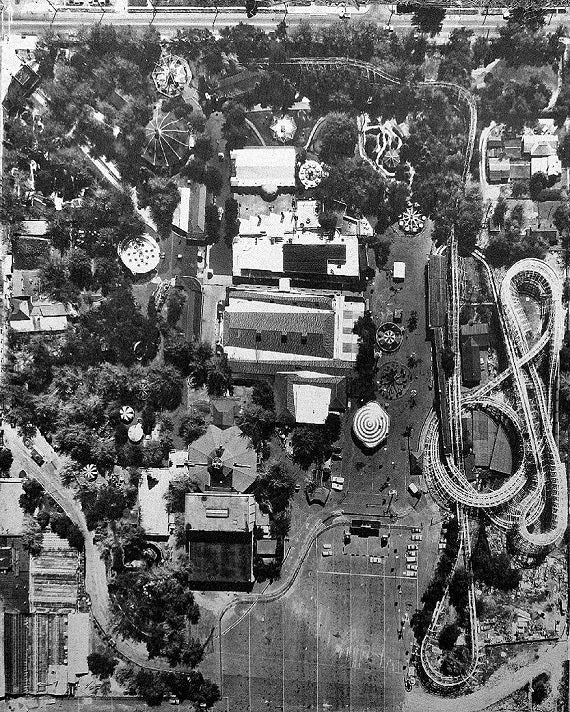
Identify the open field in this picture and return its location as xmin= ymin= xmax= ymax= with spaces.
xmin=220 ymin=526 xmax=420 ymax=712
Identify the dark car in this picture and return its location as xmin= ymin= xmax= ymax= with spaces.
xmin=30 ymin=448 xmax=45 ymax=467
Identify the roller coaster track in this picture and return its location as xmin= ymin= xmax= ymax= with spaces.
xmin=255 ymin=57 xmax=477 ymax=181
xmin=421 ymin=248 xmax=567 ymax=688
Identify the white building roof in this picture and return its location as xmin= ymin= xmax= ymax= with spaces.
xmin=293 ymin=384 xmax=332 ymax=424
xmin=230 ymin=146 xmax=297 ymax=191
xmin=139 ymin=468 xmax=175 ymax=537
xmin=522 ymin=133 xmax=558 ymax=155
xmin=393 ymin=261 xmax=406 ymax=280
xmin=67 ymin=612 xmax=90 ymax=679
xmin=0 ymin=479 xmax=25 ymax=535
xmin=233 ymin=231 xmax=360 ymax=278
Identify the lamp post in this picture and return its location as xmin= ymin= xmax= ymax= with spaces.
xmin=212 ymin=3 xmax=219 ymax=29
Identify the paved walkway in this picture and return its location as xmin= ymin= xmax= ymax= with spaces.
xmin=403 ymin=642 xmax=565 ymax=712
xmin=4 ymin=424 xmax=166 ymax=670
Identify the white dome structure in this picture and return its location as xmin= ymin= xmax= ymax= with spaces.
xmin=128 ymin=421 xmax=144 ymax=443
xmin=353 ymin=401 xmax=390 ymax=448
xmin=119 ymin=234 xmax=160 ymax=275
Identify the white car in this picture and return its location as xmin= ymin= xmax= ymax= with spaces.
xmin=411 ymin=534 xmax=422 ymax=542
xmin=322 ymin=549 xmax=333 ymax=557
xmin=407 ymin=544 xmax=418 ymax=550
xmin=407 ymin=564 xmax=418 ymax=571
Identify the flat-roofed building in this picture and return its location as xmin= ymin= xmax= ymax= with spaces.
xmin=184 ymin=492 xmax=257 ymax=588
xmin=230 ymin=146 xmax=296 ymax=193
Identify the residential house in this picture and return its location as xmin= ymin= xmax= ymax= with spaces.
xmin=488 ymin=157 xmax=510 ymax=184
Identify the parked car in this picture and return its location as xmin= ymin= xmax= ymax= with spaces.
xmin=411 ymin=534 xmax=422 ymax=542
xmin=30 ymin=448 xmax=45 ymax=466
xmin=322 ymin=549 xmax=333 ymax=557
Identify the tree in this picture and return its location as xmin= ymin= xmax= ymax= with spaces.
xmin=193 ymin=136 xmax=214 ymax=163
xmin=317 ymin=158 xmax=385 ymax=214
xmin=219 ymin=23 xmax=270 ymax=62
xmin=22 ymin=516 xmax=43 ymax=556
xmin=412 ymin=7 xmax=446 ymax=37
xmin=291 ymin=425 xmax=331 ymax=470
xmin=144 ymin=177 xmax=180 ymax=237
xmin=50 ymin=510 xmax=84 ymax=550
xmin=319 ymin=113 xmax=358 ymax=164
xmin=237 ymin=402 xmax=276 ymax=451
xmin=438 ymin=622 xmax=460 ymax=651
xmin=532 ymin=673 xmax=551 ymax=705
xmin=40 ymin=259 xmax=79 ymax=304
xmin=0 ymin=446 xmax=13 ymax=474
xmin=222 ymin=103 xmax=250 ymax=150
xmin=19 ymin=478 xmax=44 ymax=515
xmin=166 ymin=288 xmax=186 ymax=327
xmin=87 ymin=651 xmax=118 ymax=679
xmin=455 ymin=187 xmax=483 ymax=257
xmin=559 ymin=133 xmax=570 ymax=168
xmin=529 ymin=171 xmax=549 ymax=201
xmin=206 ymin=354 xmax=233 ymax=397
xmin=66 ymin=249 xmax=92 ymax=289
xmin=492 ymin=196 xmax=508 ymax=228
xmin=255 ymin=458 xmax=296 ymax=514
xmin=224 ymin=197 xmax=240 ymax=245
xmin=178 ymin=412 xmax=207 ymax=445
xmin=165 ymin=473 xmax=199 ymax=513
xmin=203 ymin=166 xmax=224 ymax=195
xmin=251 ymin=380 xmax=275 ymax=410
xmin=76 ymin=287 xmax=160 ymax=366
xmin=251 ymin=71 xmax=296 ymax=113
xmin=318 ymin=211 xmax=338 ymax=235
xmin=205 ymin=204 xmax=221 ymax=245
xmin=352 ymin=311 xmax=377 ymax=405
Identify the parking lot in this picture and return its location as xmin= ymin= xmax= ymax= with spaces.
xmin=220 ymin=525 xmax=431 ymax=712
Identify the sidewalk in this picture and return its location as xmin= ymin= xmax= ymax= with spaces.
xmin=11 ymin=0 xmax=370 ymax=15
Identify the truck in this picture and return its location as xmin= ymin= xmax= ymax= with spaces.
xmin=408 ymin=482 xmax=420 ymax=498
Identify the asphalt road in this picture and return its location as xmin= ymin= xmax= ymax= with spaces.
xmin=7 ymin=6 xmax=512 ymax=37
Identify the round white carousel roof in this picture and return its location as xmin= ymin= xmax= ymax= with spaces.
xmin=298 ymin=160 xmax=324 ymax=189
xmin=353 ymin=401 xmax=390 ymax=449
xmin=119 ymin=234 xmax=160 ymax=275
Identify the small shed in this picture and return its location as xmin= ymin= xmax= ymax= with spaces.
xmin=393 ymin=262 xmax=406 ymax=281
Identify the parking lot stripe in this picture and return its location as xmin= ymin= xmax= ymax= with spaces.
xmin=318 ymin=570 xmax=415 ymax=581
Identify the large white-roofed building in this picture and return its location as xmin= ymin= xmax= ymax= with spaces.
xmin=230 ymin=146 xmax=297 ymax=193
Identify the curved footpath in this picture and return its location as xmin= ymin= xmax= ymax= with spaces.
xmin=403 ymin=641 xmax=566 ymax=712
xmin=3 ymin=423 xmax=167 ymax=671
